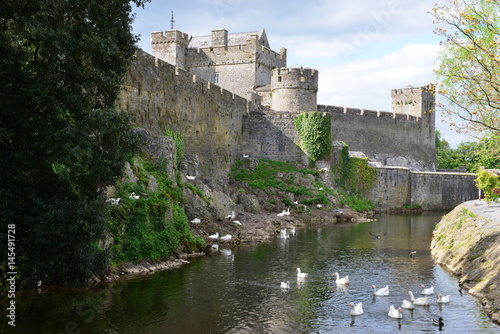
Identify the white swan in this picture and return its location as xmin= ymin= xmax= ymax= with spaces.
xmin=371 ymin=285 xmax=389 ymax=296
xmin=277 ymin=210 xmax=286 ymax=217
xmin=233 ymin=220 xmax=242 ymax=226
xmin=220 ymin=234 xmax=232 ymax=242
xmin=408 ymin=291 xmax=429 ymax=306
xmin=129 ymin=192 xmax=140 ymax=200
xmin=333 ymin=272 xmax=349 ymax=285
xmin=280 ymin=281 xmax=290 ymax=289
xmin=388 ymin=305 xmax=402 ymax=318
xmin=290 ymin=226 xmax=296 ymax=235
xmin=208 ymin=232 xmax=219 ymax=240
xmin=225 ymin=211 xmax=236 ymax=219
xmin=437 ymin=294 xmax=450 ymax=303
xmin=296 ymin=268 xmax=308 ymax=278
xmin=284 ymin=208 xmax=290 ymax=216
xmin=401 ymin=299 xmax=415 ymax=309
xmin=106 ymin=198 xmax=121 ymax=205
xmin=420 ymin=285 xmax=434 ymax=295
xmin=348 ymin=302 xmax=364 ymax=315
xmin=243 ymin=154 xmax=249 ymax=158
xmin=190 ymin=218 xmax=201 ymax=224
xmin=186 ymin=175 xmax=196 ymax=180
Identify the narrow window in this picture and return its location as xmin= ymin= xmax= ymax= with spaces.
xmin=214 ymin=72 xmax=220 ymax=84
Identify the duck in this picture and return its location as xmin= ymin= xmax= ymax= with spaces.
xmin=296 ymin=268 xmax=308 ymax=278
xmin=106 ymin=198 xmax=121 ymax=205
xmin=243 ymin=154 xmax=249 ymax=158
xmin=290 ymin=226 xmax=296 ymax=235
xmin=348 ymin=302 xmax=364 ymax=316
xmin=186 ymin=175 xmax=196 ymax=180
xmin=333 ymin=272 xmax=350 ymax=285
xmin=277 ymin=210 xmax=286 ymax=217
xmin=401 ymin=299 xmax=415 ymax=309
xmin=388 ymin=305 xmax=403 ymax=319
xmin=316 ymin=204 xmax=323 ymax=208
xmin=129 ymin=192 xmax=140 ymax=200
xmin=408 ymin=290 xmax=429 ymax=306
xmin=232 ymin=220 xmax=242 ymax=226
xmin=420 ymin=285 xmax=434 ymax=295
xmin=225 ymin=211 xmax=236 ymax=220
xmin=220 ymin=234 xmax=232 ymax=242
xmin=283 ymin=207 xmax=290 ymax=216
xmin=280 ymin=281 xmax=290 ymax=289
xmin=437 ymin=294 xmax=450 ymax=303
xmin=432 ymin=317 xmax=444 ymax=328
xmin=190 ymin=218 xmax=201 ymax=224
xmin=371 ymin=285 xmax=389 ymax=296
xmin=208 ymin=232 xmax=219 ymax=240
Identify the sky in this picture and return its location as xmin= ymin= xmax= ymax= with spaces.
xmin=131 ymin=0 xmax=471 ymax=148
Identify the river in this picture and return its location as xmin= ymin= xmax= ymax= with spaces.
xmin=3 ymin=212 xmax=500 ymax=333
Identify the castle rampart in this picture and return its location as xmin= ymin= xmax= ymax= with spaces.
xmin=271 ymin=67 xmax=318 ymax=112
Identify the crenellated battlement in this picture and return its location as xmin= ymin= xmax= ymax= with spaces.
xmin=317 ymin=105 xmax=421 ymax=123
xmin=271 ymin=67 xmax=318 ymax=91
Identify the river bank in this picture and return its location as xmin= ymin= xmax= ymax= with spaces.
xmin=431 ymin=199 xmax=500 ymax=324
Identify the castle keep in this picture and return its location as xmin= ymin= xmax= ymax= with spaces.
xmin=118 ymin=27 xmax=478 ymax=209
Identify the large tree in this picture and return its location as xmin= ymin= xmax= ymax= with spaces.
xmin=0 ymin=0 xmax=148 ymax=286
xmin=432 ymin=0 xmax=500 ymax=135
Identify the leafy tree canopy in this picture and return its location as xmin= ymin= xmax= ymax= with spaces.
xmin=432 ymin=0 xmax=500 ymax=135
xmin=0 ymin=0 xmax=149 ymax=286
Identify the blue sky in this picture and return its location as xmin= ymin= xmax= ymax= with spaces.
xmin=131 ymin=0 xmax=470 ymax=147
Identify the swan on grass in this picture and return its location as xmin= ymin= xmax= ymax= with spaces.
xmin=420 ymin=285 xmax=434 ymax=295
xmin=332 ymin=272 xmax=349 ymax=285
xmin=280 ymin=281 xmax=290 ymax=289
xmin=371 ymin=285 xmax=389 ymax=296
xmin=437 ymin=294 xmax=450 ymax=303
xmin=388 ymin=305 xmax=403 ymax=319
xmin=348 ymin=302 xmax=363 ymax=316
xmin=401 ymin=299 xmax=415 ymax=310
xmin=408 ymin=291 xmax=429 ymax=306
xmin=296 ymin=268 xmax=308 ymax=278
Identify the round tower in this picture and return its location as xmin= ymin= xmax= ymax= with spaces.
xmin=151 ymin=30 xmax=189 ymax=69
xmin=271 ymin=67 xmax=318 ymax=112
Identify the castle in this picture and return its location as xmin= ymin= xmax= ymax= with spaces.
xmin=149 ymin=28 xmax=436 ymax=171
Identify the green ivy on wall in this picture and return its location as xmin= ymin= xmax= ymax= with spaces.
xmin=334 ymin=144 xmax=377 ymax=196
xmin=294 ymin=111 xmax=332 ymax=163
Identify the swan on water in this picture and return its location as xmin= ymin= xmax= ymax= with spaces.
xmin=280 ymin=281 xmax=290 ymax=289
xmin=296 ymin=268 xmax=308 ymax=278
xmin=401 ymin=299 xmax=415 ymax=309
xmin=333 ymin=272 xmax=349 ymax=285
xmin=420 ymin=284 xmax=434 ymax=295
xmin=190 ymin=218 xmax=201 ymax=224
xmin=371 ymin=285 xmax=389 ymax=296
xmin=348 ymin=302 xmax=364 ymax=315
xmin=437 ymin=294 xmax=450 ymax=303
xmin=408 ymin=291 xmax=429 ymax=306
xmin=388 ymin=305 xmax=403 ymax=319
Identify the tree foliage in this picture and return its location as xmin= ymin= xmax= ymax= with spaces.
xmin=0 ymin=0 xmax=149 ymax=286
xmin=294 ymin=112 xmax=331 ymax=163
xmin=432 ymin=0 xmax=500 ymax=134
xmin=475 ymin=169 xmax=500 ymax=202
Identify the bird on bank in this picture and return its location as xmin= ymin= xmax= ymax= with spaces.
xmin=409 ymin=251 xmax=417 ymax=258
xmin=190 ymin=218 xmax=201 ymax=224
xmin=129 ymin=192 xmax=140 ymax=200
xmin=106 ymin=198 xmax=121 ymax=205
xmin=186 ymin=175 xmax=196 ymax=180
xmin=208 ymin=232 xmax=219 ymax=240
xmin=225 ymin=211 xmax=236 ymax=220
xmin=233 ymin=220 xmax=242 ymax=226
xmin=220 ymin=234 xmax=232 ymax=242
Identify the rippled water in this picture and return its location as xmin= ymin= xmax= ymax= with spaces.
xmin=3 ymin=212 xmax=500 ymax=333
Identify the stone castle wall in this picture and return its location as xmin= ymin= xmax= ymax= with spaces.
xmin=318 ymin=105 xmax=437 ymax=171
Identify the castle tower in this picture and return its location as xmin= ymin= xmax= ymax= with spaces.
xmin=271 ymin=67 xmax=318 ymax=112
xmin=391 ymin=84 xmax=435 ymax=118
xmin=151 ymin=30 xmax=189 ymax=69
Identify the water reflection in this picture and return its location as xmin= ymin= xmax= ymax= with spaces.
xmin=3 ymin=212 xmax=500 ymax=333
